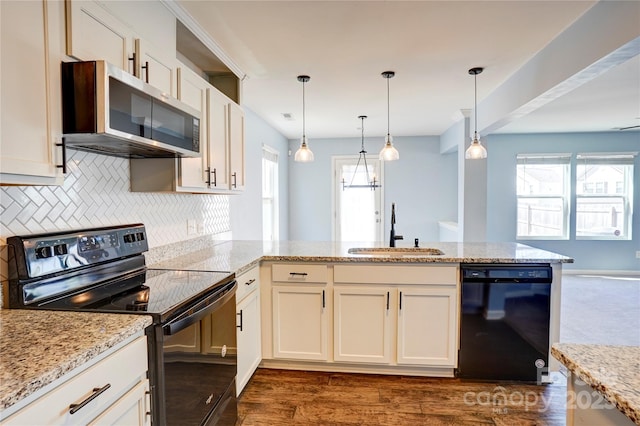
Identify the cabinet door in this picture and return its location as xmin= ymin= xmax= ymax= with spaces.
xmin=177 ymin=66 xmax=209 ymax=190
xmin=236 ymin=288 xmax=261 ymax=396
xmin=208 ymin=88 xmax=230 ymax=190
xmin=333 ymin=287 xmax=393 ymax=364
xmin=272 ymin=285 xmax=328 ymax=360
xmin=0 ymin=0 xmax=63 ymax=185
xmin=135 ymin=38 xmax=176 ymax=96
xmin=228 ymin=101 xmax=245 ymax=191
xmin=397 ymin=286 xmax=458 ymax=366
xmin=89 ymin=379 xmax=151 ymax=426
xmin=65 ymin=0 xmax=134 ymax=73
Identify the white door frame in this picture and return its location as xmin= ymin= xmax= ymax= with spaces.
xmin=331 ymin=155 xmax=385 ymax=242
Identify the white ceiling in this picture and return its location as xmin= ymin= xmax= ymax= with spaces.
xmin=177 ymin=1 xmax=640 ymax=140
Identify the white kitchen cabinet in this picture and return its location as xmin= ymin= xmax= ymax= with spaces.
xmin=3 ymin=335 xmax=150 ymax=425
xmin=208 ymin=88 xmax=231 ymax=190
xmin=396 ymin=286 xmax=458 ymax=366
xmin=228 ymin=101 xmax=245 ymax=191
xmin=235 ymin=266 xmax=262 ymax=395
xmin=0 ymin=0 xmax=64 ymax=185
xmin=272 ymin=285 xmax=329 ymax=361
xmin=333 ymin=287 xmax=393 ymax=363
xmin=135 ymin=38 xmax=176 ymax=97
xmin=333 ymin=264 xmax=459 ymax=368
xmin=65 ymin=0 xmax=135 ymax=74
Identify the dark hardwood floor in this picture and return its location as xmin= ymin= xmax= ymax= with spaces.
xmin=237 ymin=368 xmax=566 ymax=425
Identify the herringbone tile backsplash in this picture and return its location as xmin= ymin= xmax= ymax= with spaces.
xmin=0 ymin=150 xmax=230 ymax=281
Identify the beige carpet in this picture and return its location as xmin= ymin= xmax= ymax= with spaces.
xmin=560 ymin=274 xmax=640 ymax=346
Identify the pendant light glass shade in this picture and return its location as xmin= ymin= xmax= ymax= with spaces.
xmin=465 ymin=67 xmax=487 ymax=160
xmin=379 ymin=135 xmax=400 ymax=161
xmin=294 ymin=136 xmax=314 ymax=162
xmin=379 ymin=71 xmax=399 ymax=161
xmin=294 ymin=75 xmax=314 ymax=162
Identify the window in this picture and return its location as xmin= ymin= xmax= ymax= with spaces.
xmin=262 ymin=146 xmax=279 ymax=241
xmin=576 ymin=153 xmax=635 ymax=240
xmin=516 ymin=154 xmax=570 ymax=239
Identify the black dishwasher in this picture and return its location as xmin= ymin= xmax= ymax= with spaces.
xmin=457 ymin=264 xmax=552 ymax=383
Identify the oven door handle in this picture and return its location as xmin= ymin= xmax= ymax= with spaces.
xmin=163 ymin=280 xmax=237 ymax=336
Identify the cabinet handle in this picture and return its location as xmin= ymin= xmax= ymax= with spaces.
xmin=237 ymin=310 xmax=243 ymax=331
xmin=69 ymin=384 xmax=111 ymax=414
xmin=399 ymin=291 xmax=402 ymax=310
xmin=289 ymin=272 xmax=308 ymax=277
xmin=245 ymin=278 xmax=256 ymax=286
xmin=142 ymin=61 xmax=149 ymax=83
xmin=386 ymin=291 xmax=390 ymax=311
xmin=212 ymin=168 xmax=217 ymax=186
xmin=205 ymin=167 xmax=211 ymax=186
xmin=232 ymin=172 xmax=237 ymax=188
xmin=56 ymin=137 xmax=67 ymax=174
xmin=322 ymin=290 xmax=325 ymax=309
xmin=128 ymin=52 xmax=137 ymax=73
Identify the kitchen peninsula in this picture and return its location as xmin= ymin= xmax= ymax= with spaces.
xmin=0 ymin=239 xmax=573 ymax=421
xmin=151 ymin=239 xmax=572 ymax=378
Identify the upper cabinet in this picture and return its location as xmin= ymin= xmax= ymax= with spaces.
xmin=0 ymin=0 xmax=65 ymax=185
xmin=135 ymin=38 xmax=177 ymax=97
xmin=228 ymin=101 xmax=245 ymax=192
xmin=65 ymin=0 xmax=135 ymax=74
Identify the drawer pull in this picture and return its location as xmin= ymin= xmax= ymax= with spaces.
xmin=289 ymin=272 xmax=308 ymax=277
xmin=69 ymin=383 xmax=111 ymax=414
xmin=245 ymin=278 xmax=256 ymax=286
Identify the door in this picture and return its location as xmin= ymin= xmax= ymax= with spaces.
xmin=333 ymin=286 xmax=393 ymax=364
xmin=333 ymin=156 xmax=383 ymax=242
xmin=397 ymin=287 xmax=457 ymax=366
xmin=272 ymin=285 xmax=328 ymax=360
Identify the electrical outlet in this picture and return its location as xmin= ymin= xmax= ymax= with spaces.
xmin=187 ymin=219 xmax=197 ymax=236
xmin=636 ymin=251 xmax=640 ymax=259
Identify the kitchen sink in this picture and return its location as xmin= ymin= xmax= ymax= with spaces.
xmin=347 ymin=247 xmax=444 ymax=256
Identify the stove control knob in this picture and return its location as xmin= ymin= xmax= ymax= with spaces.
xmin=35 ymin=246 xmax=53 ymax=259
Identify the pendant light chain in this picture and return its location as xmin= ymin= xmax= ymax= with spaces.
xmin=302 ymin=78 xmax=306 ymax=139
xmin=474 ymin=71 xmax=478 ymax=136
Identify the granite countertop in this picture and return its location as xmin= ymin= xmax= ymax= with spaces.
xmin=149 ymin=240 xmax=573 ymax=273
xmin=0 ymin=310 xmax=152 ymax=413
xmin=552 ymin=343 xmax=640 ymax=424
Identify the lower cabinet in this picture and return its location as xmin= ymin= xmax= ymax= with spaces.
xmin=272 ymin=285 xmax=329 ymax=361
xmin=262 ymin=262 xmax=459 ymax=374
xmin=3 ymin=335 xmax=150 ymax=425
xmin=235 ymin=266 xmax=262 ymax=395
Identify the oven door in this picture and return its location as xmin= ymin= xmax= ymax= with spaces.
xmin=156 ymin=280 xmax=237 ymax=426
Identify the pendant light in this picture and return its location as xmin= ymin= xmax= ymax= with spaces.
xmin=465 ymin=67 xmax=488 ymax=160
xmin=342 ymin=115 xmax=380 ymax=190
xmin=379 ymin=71 xmax=399 ymax=161
xmin=294 ymin=75 xmax=314 ymax=162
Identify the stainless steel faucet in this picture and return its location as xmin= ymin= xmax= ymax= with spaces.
xmin=389 ymin=203 xmax=403 ymax=247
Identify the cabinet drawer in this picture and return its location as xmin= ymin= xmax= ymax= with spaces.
xmin=4 ymin=336 xmax=148 ymax=425
xmin=272 ymin=264 xmax=328 ymax=283
xmin=236 ymin=265 xmax=260 ymax=302
xmin=334 ymin=264 xmax=458 ymax=285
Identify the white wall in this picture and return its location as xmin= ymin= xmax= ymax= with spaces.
xmin=288 ymin=135 xmax=458 ymax=242
xmin=230 ymin=108 xmax=289 ymax=240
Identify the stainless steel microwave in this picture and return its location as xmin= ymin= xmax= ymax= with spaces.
xmin=61 ymin=60 xmax=200 ymax=158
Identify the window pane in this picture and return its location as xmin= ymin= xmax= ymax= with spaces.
xmin=516 ymin=158 xmax=569 ymax=239
xmin=576 ymin=197 xmax=626 ymax=238
xmin=517 ymin=197 xmax=565 ymax=237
